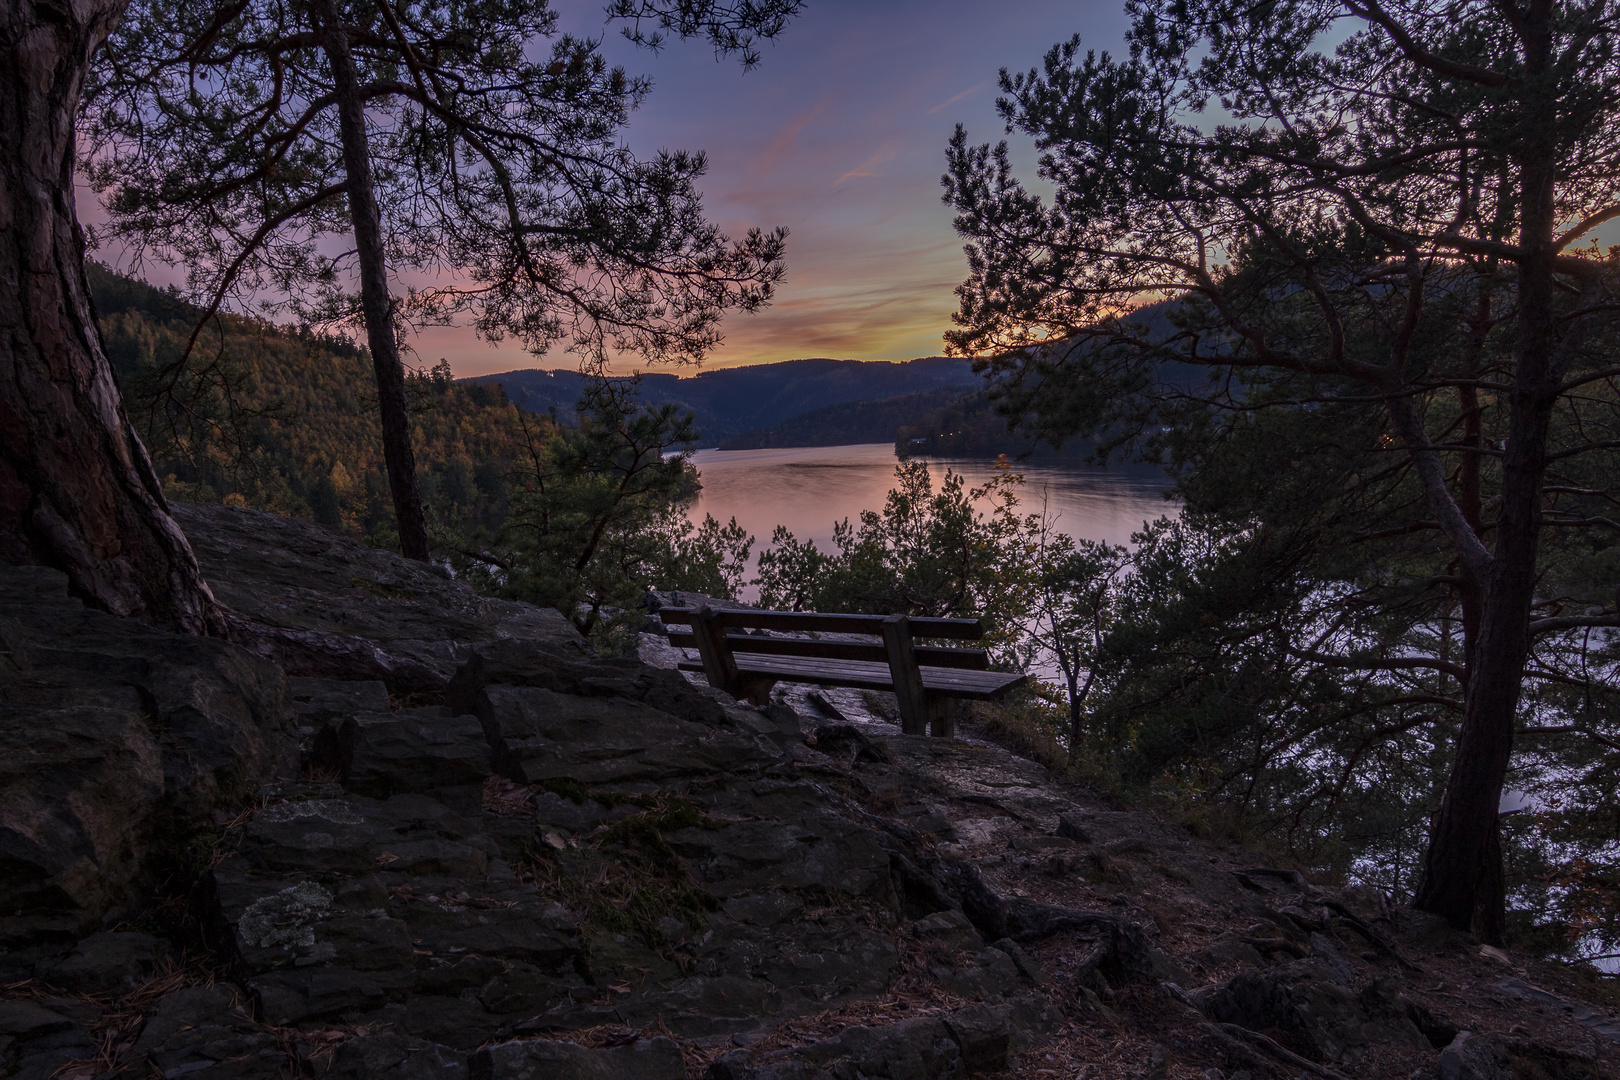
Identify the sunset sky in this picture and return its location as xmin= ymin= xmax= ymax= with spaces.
xmin=422 ymin=0 xmax=1129 ymax=377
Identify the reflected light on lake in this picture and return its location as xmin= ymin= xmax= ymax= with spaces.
xmin=684 ymin=443 xmax=1178 ymax=598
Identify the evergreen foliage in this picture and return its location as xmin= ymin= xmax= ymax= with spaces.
xmin=90 ymin=263 xmax=529 ymax=545
xmin=81 ymin=0 xmax=792 ymax=366
xmin=81 ymin=0 xmax=796 ymax=559
xmin=942 ymin=0 xmax=1620 ymax=942
xmin=453 ymin=377 xmax=751 ymax=643
xmin=754 ymin=458 xmax=1041 ymax=664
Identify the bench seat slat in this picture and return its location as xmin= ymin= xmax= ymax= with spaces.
xmin=737 ymin=654 xmax=1025 ymax=698
xmin=665 ymin=632 xmax=989 ymax=670
xmin=675 ymin=654 xmax=1027 ymax=702
xmin=660 ymin=607 xmax=985 ymax=641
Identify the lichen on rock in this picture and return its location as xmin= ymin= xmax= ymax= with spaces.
xmin=237 ymin=881 xmax=334 ymax=952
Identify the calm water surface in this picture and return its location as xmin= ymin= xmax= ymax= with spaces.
xmin=684 ymin=444 xmax=1177 ymax=593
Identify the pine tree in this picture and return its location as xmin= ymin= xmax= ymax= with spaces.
xmin=81 ymin=0 xmax=795 ymax=560
xmin=942 ymin=0 xmax=1620 ymax=936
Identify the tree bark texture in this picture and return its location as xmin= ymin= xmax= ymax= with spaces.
xmin=0 ymin=0 xmax=220 ymax=634
xmin=1413 ymin=31 xmax=1561 ymax=936
xmin=1414 ymin=333 xmax=1554 ymax=936
xmin=316 ymin=1 xmax=430 ymax=562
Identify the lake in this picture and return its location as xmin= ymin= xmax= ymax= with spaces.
xmin=683 ymin=443 xmax=1177 ymax=596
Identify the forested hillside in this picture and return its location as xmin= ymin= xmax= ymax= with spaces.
xmin=717 ymin=387 xmax=968 ymax=449
xmin=895 ymin=391 xmax=1004 ymax=457
xmin=893 ymin=389 xmax=1090 ymax=459
xmin=479 ymin=356 xmax=976 ymax=444
xmin=89 ymin=265 xmax=540 ymax=546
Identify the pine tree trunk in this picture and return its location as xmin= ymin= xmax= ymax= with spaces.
xmin=0 ymin=0 xmax=220 ymax=634
xmin=1413 ymin=581 xmax=1531 ymax=941
xmin=316 ymin=0 xmax=430 ymax=562
xmin=1414 ymin=50 xmax=1561 ymax=935
xmin=1414 ymin=390 xmax=1549 ymax=938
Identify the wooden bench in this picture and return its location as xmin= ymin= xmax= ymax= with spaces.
xmin=658 ymin=605 xmax=1027 ymax=738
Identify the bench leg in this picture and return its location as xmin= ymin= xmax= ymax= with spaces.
xmin=881 ymin=615 xmax=933 ymax=736
xmin=927 ymin=696 xmax=956 ymax=738
xmin=740 ymin=678 xmax=778 ymax=707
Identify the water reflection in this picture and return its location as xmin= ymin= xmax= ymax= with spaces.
xmin=685 ymin=443 xmax=1178 ymax=597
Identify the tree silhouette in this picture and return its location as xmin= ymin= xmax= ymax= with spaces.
xmin=81 ymin=0 xmax=795 ymax=560
xmin=944 ymin=0 xmax=1620 ymax=935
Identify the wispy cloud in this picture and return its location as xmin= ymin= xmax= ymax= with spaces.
xmin=928 ymin=80 xmax=989 ymax=114
xmin=749 ymin=103 xmax=828 ymax=180
xmin=836 ymin=140 xmax=902 ymax=185
xmin=690 ymin=234 xmax=970 ymax=364
xmin=345 ymin=0 xmax=1135 ymax=379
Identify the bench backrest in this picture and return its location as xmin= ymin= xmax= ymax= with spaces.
xmin=660 ymin=605 xmax=1011 ymax=735
xmin=658 ymin=606 xmax=991 ymax=670
xmin=661 ymin=607 xmax=985 ymax=639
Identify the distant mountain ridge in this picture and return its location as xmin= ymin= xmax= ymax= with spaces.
xmin=472 ymin=357 xmax=977 ymax=445
xmin=477 ymin=300 xmax=1194 ymax=454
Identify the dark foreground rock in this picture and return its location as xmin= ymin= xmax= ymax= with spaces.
xmin=2 ymin=505 xmax=1617 ymax=1080
xmin=0 ymin=564 xmax=296 ymax=949
xmin=472 ymin=1036 xmax=685 ymax=1079
xmin=172 ymin=502 xmax=576 ymax=689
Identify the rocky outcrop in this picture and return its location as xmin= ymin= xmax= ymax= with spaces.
xmin=1202 ymin=956 xmax=1430 ymax=1065
xmin=172 ymin=502 xmax=577 ymax=689
xmin=1438 ymin=1031 xmax=1512 ymax=1080
xmin=0 ymin=564 xmax=295 ymax=948
xmin=2 ymin=505 xmax=1618 ymax=1080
